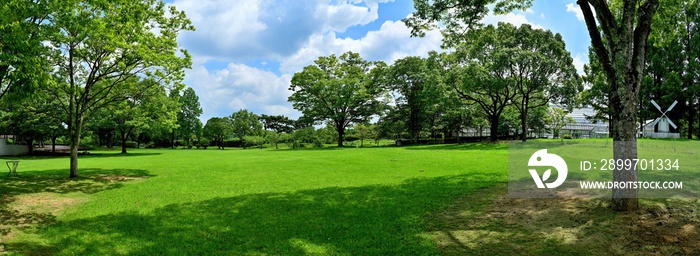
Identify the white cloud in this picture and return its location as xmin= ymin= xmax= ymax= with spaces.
xmin=280 ymin=18 xmax=443 ymax=74
xmin=572 ymin=54 xmax=588 ymax=75
xmin=173 ymin=0 xmax=445 ymax=120
xmin=172 ymin=0 xmax=393 ymax=63
xmin=184 ymin=64 xmax=297 ymax=121
xmin=566 ymin=2 xmax=596 ymax=22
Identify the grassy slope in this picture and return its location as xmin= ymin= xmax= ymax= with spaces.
xmin=0 ymin=143 xmax=507 ymax=255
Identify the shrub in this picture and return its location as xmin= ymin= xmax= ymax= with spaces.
xmin=313 ymin=139 xmax=324 ymax=148
xmin=562 ymin=134 xmax=573 ymax=139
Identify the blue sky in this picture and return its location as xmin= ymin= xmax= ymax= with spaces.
xmin=165 ymin=0 xmax=592 ymax=122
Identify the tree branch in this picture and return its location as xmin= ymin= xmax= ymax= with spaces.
xmin=578 ymin=0 xmax=616 ymax=82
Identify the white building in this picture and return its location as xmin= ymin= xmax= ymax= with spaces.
xmin=0 ymin=137 xmax=29 ymax=156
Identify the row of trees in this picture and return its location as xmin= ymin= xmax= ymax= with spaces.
xmin=200 ymin=110 xmax=387 ymax=150
xmin=1 ymin=0 xmax=194 ymax=177
xmin=287 ymin=23 xmax=581 ymax=146
xmin=403 ymin=0 xmax=663 ymax=211
xmin=0 ymin=83 xmax=205 ymax=155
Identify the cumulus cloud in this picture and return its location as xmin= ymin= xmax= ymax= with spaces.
xmin=184 ymin=64 xmax=296 ymax=120
xmin=566 ymin=2 xmax=595 ymax=22
xmin=184 ymin=12 xmax=444 ymax=120
xmin=280 ymin=19 xmax=443 ymax=73
xmin=172 ymin=0 xmax=393 ymax=63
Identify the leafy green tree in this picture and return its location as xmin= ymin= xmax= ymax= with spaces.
xmin=244 ymin=135 xmax=265 ymax=149
xmin=545 ymin=107 xmax=575 ymax=139
xmin=47 ymin=0 xmax=193 ymax=177
xmin=353 ymin=123 xmax=375 ymax=147
xmin=445 ymin=45 xmax=518 ymax=142
xmin=0 ymin=102 xmax=64 ymax=155
xmin=86 ymin=108 xmax=117 ymax=148
xmin=581 ymin=47 xmax=613 ymax=134
xmin=289 ymin=52 xmax=386 ymax=146
xmin=203 ymin=117 xmax=232 ymax=150
xmin=406 ymin=0 xmax=661 ymax=211
xmin=110 ymin=78 xmax=179 ymax=154
xmin=376 ymin=113 xmax=405 ymax=141
xmin=265 ymin=130 xmax=281 ymax=149
xmin=499 ymin=24 xmax=580 ymax=141
xmin=260 ymin=114 xmax=295 ymax=133
xmin=384 ymin=56 xmax=440 ymax=143
xmin=229 ymin=109 xmax=263 ymax=149
xmin=286 ymin=127 xmax=315 ymax=149
xmin=0 ymin=0 xmax=51 ymax=103
xmin=640 ymin=0 xmax=699 ymax=138
xmin=177 ymin=87 xmax=203 ymax=147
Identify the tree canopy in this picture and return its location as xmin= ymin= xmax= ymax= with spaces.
xmin=46 ymin=0 xmax=193 ymax=177
xmin=289 ymin=52 xmax=386 ymax=146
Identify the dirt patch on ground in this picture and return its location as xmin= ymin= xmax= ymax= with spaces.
xmin=93 ymin=174 xmax=145 ymax=182
xmin=0 ymin=193 xmax=82 ymax=248
xmin=10 ymin=193 xmax=84 ymax=215
xmin=426 ymin=185 xmax=700 ymax=255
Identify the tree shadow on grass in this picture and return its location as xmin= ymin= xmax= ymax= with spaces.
xmin=10 ymin=173 xmax=503 ymax=255
xmin=4 ymin=152 xmax=163 ymax=161
xmin=0 ymin=168 xmax=155 ymax=254
xmin=0 ymin=168 xmax=155 ymax=195
xmin=426 ymin=185 xmax=700 ymax=255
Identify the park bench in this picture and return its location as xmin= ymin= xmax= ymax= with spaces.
xmin=6 ymin=160 xmax=19 ymax=177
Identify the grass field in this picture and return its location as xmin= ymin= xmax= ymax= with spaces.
xmin=0 ymin=141 xmax=698 ymax=255
xmin=0 ymin=143 xmax=506 ymax=255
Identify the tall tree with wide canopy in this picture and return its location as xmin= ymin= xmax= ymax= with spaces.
xmin=445 ymin=37 xmax=519 ymax=142
xmin=406 ymin=0 xmax=660 ymax=211
xmin=288 ymin=52 xmax=386 ymax=146
xmin=47 ymin=0 xmax=193 ymax=178
xmin=384 ymin=56 xmax=438 ymax=144
xmin=203 ymin=117 xmax=232 ymax=150
xmin=229 ymin=109 xmax=263 ymax=149
xmin=177 ymin=87 xmax=203 ymax=146
xmin=499 ymin=23 xmax=580 ymax=141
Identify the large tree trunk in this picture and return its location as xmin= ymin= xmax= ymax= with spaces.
xmin=578 ymin=0 xmax=658 ymax=212
xmin=171 ymin=129 xmax=176 ymax=149
xmin=336 ymin=122 xmax=345 ymax=147
xmin=69 ymin=125 xmax=82 ymax=178
xmin=26 ymin=139 xmax=33 ymax=155
xmin=611 ymin=108 xmax=639 ymax=211
xmin=106 ymin=131 xmax=113 ymax=149
xmin=121 ymin=131 xmax=128 ymax=154
xmin=489 ymin=115 xmax=498 ymax=142
xmin=520 ymin=108 xmax=528 ymax=142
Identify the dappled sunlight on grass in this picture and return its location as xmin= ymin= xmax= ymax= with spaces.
xmin=10 ymin=174 xmax=501 ymax=255
xmin=424 ymin=184 xmax=700 ymax=255
xmin=0 ymin=144 xmax=507 ymax=255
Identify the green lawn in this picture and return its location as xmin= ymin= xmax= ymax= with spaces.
xmin=0 ymin=143 xmax=507 ymax=255
xmin=1 ymin=141 xmax=698 ymax=255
